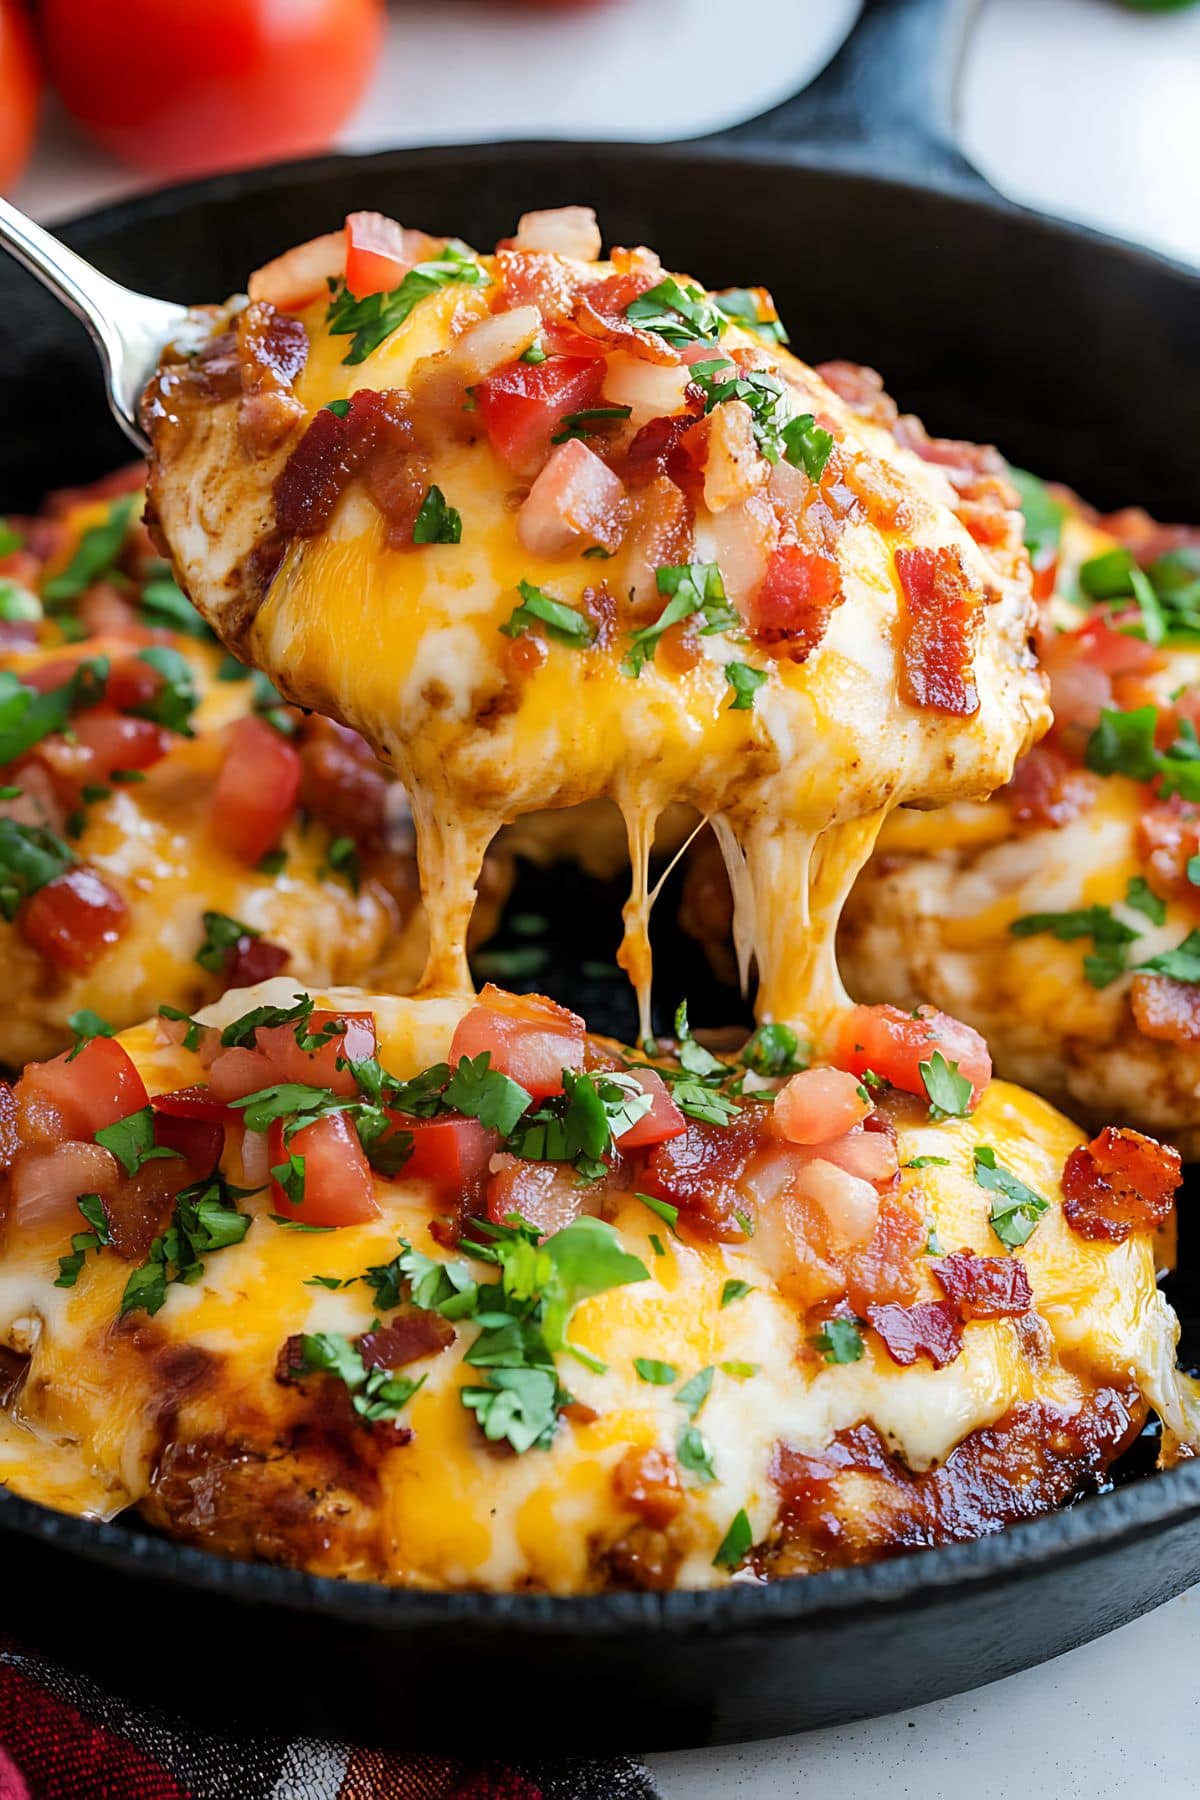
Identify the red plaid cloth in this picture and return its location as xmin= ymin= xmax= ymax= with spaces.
xmin=0 ymin=1639 xmax=660 ymax=1800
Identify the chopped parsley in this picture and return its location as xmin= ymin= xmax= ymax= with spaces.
xmin=715 ymin=287 xmax=788 ymax=345
xmin=551 ymin=405 xmax=631 ymax=445
xmin=636 ymin=1191 xmax=681 ymax=1238
xmin=55 ymin=1194 xmax=111 ymax=1289
xmin=326 ymin=247 xmax=490 ymax=364
xmin=688 ymin=359 xmax=833 ymax=478
xmin=0 ymin=656 xmax=108 ymax=768
xmin=95 ymin=1106 xmax=181 ymax=1177
xmin=621 ymin=561 xmax=737 ymax=678
xmin=740 ymin=1021 xmax=807 ymax=1078
xmin=327 ymin=835 xmax=361 ymax=893
xmin=443 ymin=1052 xmax=533 ymax=1137
xmin=324 ymin=398 xmax=351 ymax=418
xmin=295 ymin=1332 xmax=425 ymax=1424
xmin=918 ymin=1050 xmax=973 ymax=1120
xmin=131 ymin=646 xmax=198 ymax=736
xmin=120 ymin=1173 xmax=252 ymax=1316
xmin=1005 ymin=466 xmax=1067 ymax=558
xmin=812 ymin=1318 xmax=865 ymax=1364
xmin=195 ymin=909 xmax=257 ymax=974
xmin=1085 ymin=703 xmax=1200 ymax=803
xmin=624 ymin=277 xmax=727 ymax=348
xmin=1074 ymin=543 xmax=1200 ymax=646
xmin=500 ymin=579 xmax=596 ymax=648
xmin=904 ymin=1154 xmax=951 ymax=1170
xmin=506 ymin=1067 xmax=651 ymax=1180
xmin=973 ymin=1145 xmax=1050 ymax=1249
xmin=1126 ymin=875 xmax=1166 ymax=927
xmin=138 ymin=574 xmax=213 ymax=640
xmin=219 ymin=991 xmax=316 ymax=1049
xmin=67 ymin=1008 xmax=115 ymax=1053
xmin=676 ymin=1423 xmax=717 ymax=1484
xmin=725 ymin=660 xmax=768 ymax=711
xmin=634 ymin=1357 xmax=678 ymax=1385
xmin=42 ymin=496 xmax=136 ymax=604
xmin=1135 ymin=929 xmax=1200 ymax=984
xmin=412 ymin=485 xmax=463 ymax=545
xmin=720 ymin=1278 xmax=754 ymax=1307
xmin=1010 ymin=903 xmax=1140 ymax=989
xmin=157 ymin=1003 xmax=206 ymax=1053
xmin=675 ymin=1365 xmax=714 ymax=1419
xmin=0 ymin=819 xmax=77 ymax=920
xmin=712 ymin=1506 xmax=753 ymax=1571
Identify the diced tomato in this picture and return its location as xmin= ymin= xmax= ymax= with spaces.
xmin=152 ymin=1111 xmax=224 ymax=1182
xmin=267 ymin=1111 xmax=379 ymax=1227
xmin=104 ymin=653 xmax=167 ymax=713
xmin=66 ymin=711 xmax=172 ymax=781
xmin=835 ymin=1003 xmax=991 ymax=1109
xmin=209 ymin=1010 xmax=377 ymax=1102
xmin=772 ymin=1067 xmax=869 ymax=1147
xmin=17 ymin=1035 xmax=149 ymax=1142
xmin=388 ymin=1113 xmax=498 ymax=1194
xmin=615 ymin=1068 xmax=686 ymax=1150
xmin=486 ymin=1154 xmax=590 ymax=1237
xmin=474 ymin=355 xmax=605 ymax=472
xmin=747 ymin=545 xmax=844 ymax=661
xmin=449 ymin=985 xmax=584 ymax=1099
xmin=151 ymin=1085 xmax=238 ymax=1125
xmin=344 ymin=211 xmax=414 ymax=298
xmin=1071 ymin=615 xmax=1158 ymax=678
xmin=210 ymin=715 xmax=301 ymax=866
xmin=222 ymin=933 xmax=291 ymax=990
xmin=19 ymin=657 xmax=88 ymax=696
xmin=18 ymin=866 xmax=129 ymax=972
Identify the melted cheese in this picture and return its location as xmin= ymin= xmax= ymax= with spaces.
xmin=147 ymin=244 xmax=1048 ymax=1045
xmin=0 ymin=980 xmax=1188 ymax=1591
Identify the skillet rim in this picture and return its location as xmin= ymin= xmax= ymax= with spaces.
xmin=5 ymin=136 xmax=1199 ymax=1637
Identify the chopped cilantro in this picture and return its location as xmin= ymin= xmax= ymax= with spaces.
xmin=918 ymin=1050 xmax=973 ymax=1120
xmin=725 ymin=660 xmax=768 ymax=711
xmin=96 ymin=1106 xmax=181 ymax=1177
xmin=326 ymin=247 xmax=490 ymax=364
xmin=712 ymin=1506 xmax=753 ymax=1571
xmin=974 ymin=1145 xmax=1049 ymax=1248
xmin=812 ymin=1318 xmax=865 ymax=1364
xmin=0 ymin=581 xmax=39 ymax=624
xmin=129 ymin=646 xmax=198 ymax=736
xmin=1126 ymin=875 xmax=1166 ymax=926
xmin=324 ymin=398 xmax=351 ymax=417
xmin=297 ymin=1332 xmax=425 ymax=1423
xmin=230 ymin=1082 xmax=341 ymax=1135
xmin=0 ymin=520 xmax=22 ymax=556
xmin=634 ymin=1357 xmax=678 ymax=1385
xmin=720 ymin=1278 xmax=754 ymax=1307
xmin=624 ymin=277 xmax=726 ymax=347
xmin=621 ymin=562 xmax=737 ymax=677
xmin=270 ymin=1152 xmax=306 ymax=1206
xmin=1006 ymin=466 xmax=1067 ymax=557
xmin=506 ymin=1067 xmax=650 ymax=1180
xmin=675 ymin=1366 xmax=714 ymax=1419
xmin=443 ymin=1052 xmax=533 ymax=1136
xmin=719 ymin=1360 xmax=758 ymax=1379
xmin=904 ymin=1154 xmax=951 ymax=1170
xmin=138 ymin=575 xmax=213 ymax=639
xmin=500 ymin=579 xmax=596 ymax=648
xmin=461 ymin=1367 xmax=560 ymax=1454
xmin=67 ymin=1008 xmax=114 ymax=1054
xmin=551 ymin=405 xmax=631 ymax=445
xmin=740 ymin=1022 xmax=807 ymax=1078
xmin=42 ymin=496 xmax=137 ymax=603
xmin=1136 ymin=929 xmax=1200 ymax=983
xmin=157 ymin=1003 xmax=206 ymax=1053
xmin=521 ymin=339 xmax=547 ymax=364
xmin=412 ymin=484 xmax=463 ymax=545
xmin=55 ymin=1194 xmax=111 ymax=1289
xmin=677 ymin=1424 xmax=717 ymax=1484
xmin=649 ymin=1233 xmax=666 ymax=1258
xmin=0 ymin=819 xmax=77 ymax=920
xmin=120 ymin=1173 xmax=251 ymax=1315
xmin=195 ymin=909 xmax=257 ymax=974
xmin=714 ymin=287 xmax=788 ymax=345
xmin=220 ymin=992 xmax=314 ymax=1049
xmin=327 ymin=834 xmax=361 ymax=893
xmin=780 ymin=413 xmax=834 ymax=481
xmin=636 ymin=1191 xmax=681 ymax=1238
xmin=1010 ymin=903 xmax=1139 ymax=988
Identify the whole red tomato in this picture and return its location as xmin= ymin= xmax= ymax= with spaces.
xmin=0 ymin=0 xmax=39 ymax=192
xmin=40 ymin=0 xmax=384 ymax=179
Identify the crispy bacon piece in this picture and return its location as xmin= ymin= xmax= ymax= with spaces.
xmin=843 ymin=1191 xmax=926 ymax=1315
xmin=1130 ymin=973 xmax=1200 ymax=1044
xmin=1003 ymin=743 xmax=1096 ymax=831
xmin=747 ymin=543 xmax=844 ymax=661
xmin=571 ymin=271 xmax=678 ymax=367
xmin=612 ymin=1445 xmax=685 ymax=1528
xmin=494 ymin=247 xmax=580 ymax=321
xmin=637 ymin=1107 xmax=768 ymax=1243
xmin=931 ymin=1249 xmax=1033 ymax=1320
xmin=236 ymin=301 xmax=309 ymax=457
xmin=275 ymin=388 xmax=423 ymax=543
xmin=814 ymin=360 xmax=898 ymax=429
xmin=1136 ymin=796 xmax=1200 ymax=906
xmin=358 ymin=1308 xmax=455 ymax=1370
xmin=894 ymin=544 xmax=983 ymax=716
xmin=867 ymin=1299 xmax=963 ymax=1368
xmin=1062 ymin=1125 xmax=1182 ymax=1244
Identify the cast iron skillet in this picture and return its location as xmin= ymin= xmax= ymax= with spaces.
xmin=1 ymin=0 xmax=1199 ymax=1752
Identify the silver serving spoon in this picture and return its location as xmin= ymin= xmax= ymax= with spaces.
xmin=0 ymin=193 xmax=210 ymax=454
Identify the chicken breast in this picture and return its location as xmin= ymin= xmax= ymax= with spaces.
xmin=0 ymin=475 xmax=508 ymax=1063
xmin=841 ymin=477 xmax=1200 ymax=1153
xmin=0 ymin=977 xmax=1190 ymax=1590
xmin=142 ymin=209 xmax=1048 ymax=1044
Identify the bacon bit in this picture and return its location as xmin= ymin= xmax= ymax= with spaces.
xmin=572 ymin=272 xmax=679 ymax=367
xmin=891 ymin=414 xmax=1006 ymax=482
xmin=236 ymin=301 xmax=309 ymax=457
xmin=495 ymin=247 xmax=580 ymax=321
xmin=222 ymin=934 xmax=291 ymax=991
xmin=1131 ymin=973 xmax=1200 ymax=1044
xmin=358 ymin=1308 xmax=455 ymax=1370
xmin=619 ymin=410 xmax=704 ymax=493
xmin=1062 ymin=1125 xmax=1182 ymax=1244
xmin=867 ymin=1299 xmax=963 ymax=1368
xmin=843 ymin=1191 xmax=925 ymax=1314
xmin=1136 ymin=797 xmax=1200 ymax=906
xmin=894 ymin=544 xmax=983 ymax=716
xmin=1003 ymin=743 xmax=1097 ymax=831
xmin=1099 ymin=507 xmax=1200 ymax=568
xmin=517 ymin=438 xmax=628 ymax=558
xmin=612 ymin=1445 xmax=685 ymax=1528
xmin=298 ymin=716 xmax=389 ymax=847
xmin=814 ymin=360 xmax=898 ymax=429
xmin=18 ymin=865 xmax=128 ymax=972
xmin=512 ymin=206 xmax=601 ymax=261
xmin=275 ymin=388 xmax=383 ymax=536
xmin=747 ymin=544 xmax=844 ymax=661
xmin=931 ymin=1249 xmax=1033 ymax=1320
xmin=638 ymin=1109 xmax=766 ymax=1243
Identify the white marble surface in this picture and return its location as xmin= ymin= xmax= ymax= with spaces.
xmin=11 ymin=2 xmax=1200 ymax=1792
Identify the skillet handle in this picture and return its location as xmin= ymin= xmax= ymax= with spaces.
xmin=706 ymin=0 xmax=991 ymax=193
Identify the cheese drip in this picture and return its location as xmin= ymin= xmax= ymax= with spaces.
xmin=145 ymin=241 xmax=1049 ymax=1036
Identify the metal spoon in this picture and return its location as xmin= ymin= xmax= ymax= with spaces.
xmin=0 ymin=193 xmax=209 ymax=454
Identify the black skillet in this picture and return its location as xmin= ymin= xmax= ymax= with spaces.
xmin=1 ymin=0 xmax=1199 ymax=1752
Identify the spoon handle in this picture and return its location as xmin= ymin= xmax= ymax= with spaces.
xmin=0 ymin=193 xmax=195 ymax=451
